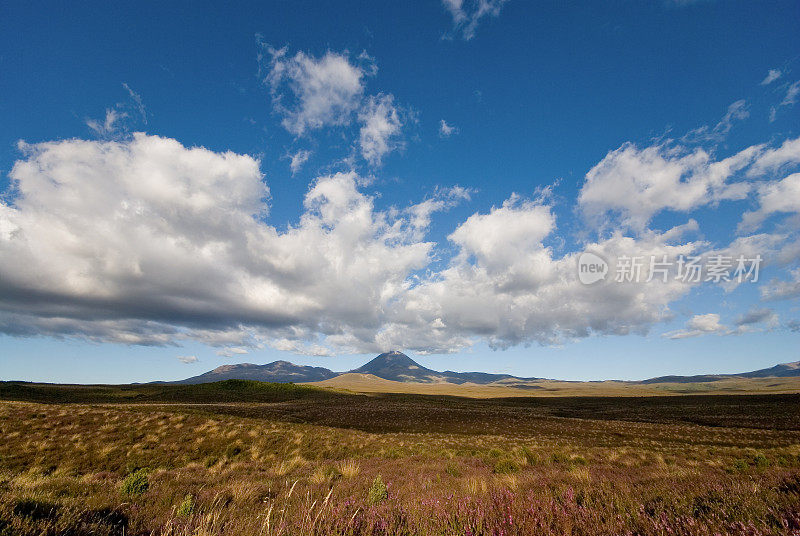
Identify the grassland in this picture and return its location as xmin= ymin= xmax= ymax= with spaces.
xmin=309 ymin=373 xmax=800 ymax=397
xmin=1 ymin=381 xmax=799 ymax=535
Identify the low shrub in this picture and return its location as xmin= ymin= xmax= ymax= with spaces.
xmin=445 ymin=463 xmax=462 ymax=477
xmin=176 ymin=494 xmax=194 ymax=517
xmin=728 ymin=458 xmax=750 ymax=473
xmin=120 ymin=469 xmax=149 ymax=497
xmin=368 ymin=475 xmax=388 ymax=504
xmin=493 ymin=458 xmax=520 ymax=474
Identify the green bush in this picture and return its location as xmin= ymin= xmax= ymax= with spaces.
xmin=728 ymin=458 xmax=750 ymax=473
xmin=752 ymin=453 xmax=769 ymax=468
xmin=493 ymin=458 xmax=520 ymax=474
xmin=368 ymin=475 xmax=388 ymax=504
xmin=445 ymin=463 xmax=462 ymax=477
xmin=120 ymin=469 xmax=149 ymax=496
xmin=177 ymin=494 xmax=195 ymax=516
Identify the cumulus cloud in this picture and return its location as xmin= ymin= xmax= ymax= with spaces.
xmin=177 ymin=355 xmax=198 ymax=364
xmin=262 ymin=45 xmax=370 ymax=136
xmin=1 ymin=131 xmax=798 ymax=355
xmin=386 ymin=202 xmax=703 ymax=352
xmin=0 ymin=134 xmax=438 ymax=352
xmin=442 ymin=0 xmax=507 ymax=40
xmin=261 ymin=44 xmax=407 ymax=168
xmin=761 ymin=69 xmax=782 ymax=86
xmin=358 ymin=94 xmax=404 ymax=166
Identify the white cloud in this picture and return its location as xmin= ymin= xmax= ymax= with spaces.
xmin=579 ymin=142 xmax=757 ymax=230
xmin=682 ymin=100 xmax=748 ymax=143
xmin=288 ymin=149 xmax=312 ymax=175
xmin=746 ymin=136 xmax=800 ymax=178
xmin=665 ymin=313 xmax=726 ymax=339
xmin=404 ymin=186 xmax=472 ymax=234
xmin=262 ymin=45 xmax=370 ymax=136
xmin=0 ymin=135 xmax=435 ymax=353
xmin=740 ymin=172 xmax=800 ymax=231
xmin=761 ymin=268 xmax=800 ymax=301
xmin=358 ymin=94 xmax=403 ymax=166
xmin=177 ymin=355 xmax=198 ymax=364
xmin=439 ymin=119 xmax=458 ymax=138
xmin=269 ymin=338 xmax=333 ymax=357
xmin=770 ymin=80 xmax=800 ymax=122
xmin=781 ymin=80 xmax=800 ymax=106
xmin=86 ymin=84 xmax=148 ymax=139
xmin=761 ymin=69 xmax=782 ymax=86
xmin=2 ymin=131 xmax=798 ymax=356
xmin=442 ymin=0 xmax=508 ymax=40
xmin=122 ymin=83 xmax=147 ymax=124
xmin=86 ymin=109 xmax=126 ymax=139
xmin=216 ymin=346 xmax=249 ymax=358
xmin=385 ymin=202 xmax=702 ymax=353
xmin=579 ymin=135 xmax=800 ymax=233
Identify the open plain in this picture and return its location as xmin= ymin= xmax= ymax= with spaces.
xmin=1 ymin=381 xmax=799 ymax=535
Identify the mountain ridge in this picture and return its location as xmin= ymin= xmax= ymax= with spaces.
xmin=175 ymin=351 xmax=800 ymax=386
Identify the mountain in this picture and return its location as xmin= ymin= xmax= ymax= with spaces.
xmin=351 ymin=350 xmax=540 ymax=384
xmin=739 ymin=360 xmax=800 ymax=378
xmin=176 ymin=361 xmax=337 ymax=385
xmin=640 ymin=360 xmax=800 ymax=384
xmin=351 ymin=351 xmax=443 ymax=383
xmin=175 ymin=352 xmax=800 ymax=387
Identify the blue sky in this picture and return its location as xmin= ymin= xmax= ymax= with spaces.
xmin=1 ymin=0 xmax=799 ymax=383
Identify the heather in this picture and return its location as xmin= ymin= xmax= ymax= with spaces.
xmin=1 ymin=387 xmax=799 ymax=535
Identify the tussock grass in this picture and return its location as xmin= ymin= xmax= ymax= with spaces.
xmin=0 ymin=391 xmax=799 ymax=535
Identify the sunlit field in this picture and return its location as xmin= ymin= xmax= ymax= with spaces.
xmin=1 ymin=382 xmax=799 ymax=535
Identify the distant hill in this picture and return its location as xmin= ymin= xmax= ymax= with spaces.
xmin=176 ymin=361 xmax=338 ymax=385
xmin=175 ymin=351 xmax=799 ymax=389
xmin=641 ymin=361 xmax=800 ymax=384
xmin=0 ymin=379 xmax=338 ymax=404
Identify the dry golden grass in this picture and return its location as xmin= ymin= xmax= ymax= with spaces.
xmin=307 ymin=373 xmax=800 ymax=397
xmin=1 ymin=390 xmax=799 ymax=535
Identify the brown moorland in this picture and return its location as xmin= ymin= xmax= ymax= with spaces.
xmin=0 ymin=381 xmax=799 ymax=535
